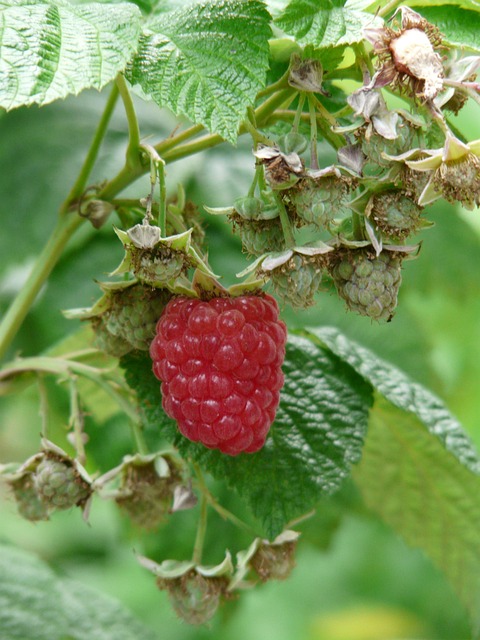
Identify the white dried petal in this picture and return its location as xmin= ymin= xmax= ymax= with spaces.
xmin=127 ymin=223 xmax=161 ymax=249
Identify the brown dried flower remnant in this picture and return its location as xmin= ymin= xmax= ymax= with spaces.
xmin=365 ymin=6 xmax=444 ymax=101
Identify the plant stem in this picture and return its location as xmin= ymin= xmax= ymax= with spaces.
xmin=69 ymin=376 xmax=87 ymax=464
xmin=37 ymin=374 xmax=50 ymax=440
xmin=0 ymin=212 xmax=84 ymax=362
xmin=116 ymin=74 xmax=142 ymax=170
xmin=193 ymin=463 xmax=256 ymax=535
xmin=378 ymin=0 xmax=403 ymax=17
xmin=243 ymin=117 xmax=273 ymax=147
xmin=131 ymin=422 xmax=149 ymax=455
xmin=0 ymin=355 xmax=139 ymax=422
xmin=256 ymin=69 xmax=290 ymax=98
xmin=255 ymin=87 xmax=296 ymax=123
xmin=0 ymin=84 xmax=122 ymax=360
xmin=352 ymin=211 xmax=364 ymax=240
xmin=308 ymin=94 xmax=319 ymax=170
xmin=206 ymin=495 xmax=257 ymax=535
xmin=0 ymin=87 xmax=298 ymax=360
xmin=100 ymin=88 xmax=297 ymax=200
xmin=311 ymin=95 xmax=345 ymax=150
xmin=192 ymin=493 xmax=208 ymax=564
xmin=293 ymin=93 xmax=306 ymax=133
xmin=273 ymin=192 xmax=296 ymax=249
xmin=61 ymin=82 xmax=119 ymax=213
xmin=160 ymin=123 xmax=205 ymax=153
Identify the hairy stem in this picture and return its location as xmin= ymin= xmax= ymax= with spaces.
xmin=69 ymin=376 xmax=86 ymax=464
xmin=116 ymin=74 xmax=142 ymax=170
xmin=193 ymin=463 xmax=256 ymax=535
xmin=0 ymin=213 xmax=83 ymax=362
xmin=61 ymin=82 xmax=119 ymax=213
xmin=308 ymin=94 xmax=319 ymax=170
xmin=0 ymin=84 xmax=122 ymax=361
xmin=0 ymin=356 xmax=139 ymax=422
xmin=378 ymin=0 xmax=403 ymax=17
xmin=37 ymin=374 xmax=50 ymax=440
xmin=0 ymin=87 xmax=297 ymax=359
xmin=192 ymin=493 xmax=208 ymax=564
xmin=130 ymin=422 xmax=149 ymax=456
xmin=273 ymin=192 xmax=296 ymax=249
xmin=293 ymin=93 xmax=306 ymax=133
xmin=311 ymin=95 xmax=345 ymax=150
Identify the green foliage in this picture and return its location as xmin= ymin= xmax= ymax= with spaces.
xmin=0 ymin=544 xmax=157 ymax=640
xmin=1 ymin=0 xmax=480 ymax=634
xmin=0 ymin=0 xmax=141 ymax=110
xmin=126 ymin=0 xmax=272 ymax=144
xmin=275 ymin=0 xmax=383 ymax=48
xmin=311 ymin=327 xmax=480 ymax=473
xmin=308 ymin=327 xmax=480 ymax=632
xmin=357 ymin=398 xmax=480 ymax=636
xmin=122 ymin=334 xmax=373 ymax=538
xmin=414 ymin=5 xmax=480 ymax=51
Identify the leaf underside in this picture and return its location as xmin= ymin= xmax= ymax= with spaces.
xmin=0 ymin=544 xmax=156 ymax=640
xmin=356 ymin=397 xmax=480 ymax=637
xmin=308 ymin=327 xmax=480 ymax=635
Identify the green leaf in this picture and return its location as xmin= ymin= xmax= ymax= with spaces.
xmin=310 ymin=327 xmax=480 ymax=473
xmin=59 ymin=578 xmax=157 ymax=640
xmin=412 ymin=6 xmax=480 ymax=52
xmin=0 ymin=545 xmax=68 ymax=640
xmin=0 ymin=544 xmax=157 ymax=640
xmin=122 ymin=334 xmax=373 ymax=538
xmin=0 ymin=0 xmax=142 ymax=110
xmin=308 ymin=327 xmax=480 ymax=634
xmin=126 ymin=0 xmax=272 ymax=144
xmin=275 ymin=0 xmax=383 ymax=48
xmin=355 ymin=397 xmax=480 ymax=636
xmin=409 ymin=0 xmax=480 ymax=12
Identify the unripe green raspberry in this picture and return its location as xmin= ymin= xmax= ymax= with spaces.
xmin=105 ymin=285 xmax=172 ymax=351
xmin=398 ymin=165 xmax=431 ymax=202
xmin=286 ymin=175 xmax=355 ymax=228
xmin=91 ymin=316 xmax=133 ymax=357
xmin=329 ymin=248 xmax=403 ymax=321
xmin=132 ymin=247 xmax=186 ymax=285
xmin=278 ymin=132 xmax=308 ymax=155
xmin=268 ymin=253 xmax=323 ymax=308
xmin=115 ymin=458 xmax=181 ymax=529
xmin=233 ymin=196 xmax=264 ymax=220
xmin=34 ymin=456 xmax=91 ymax=510
xmin=359 ymin=120 xmax=415 ymax=168
xmin=366 ymin=190 xmax=422 ymax=239
xmin=433 ymin=154 xmax=480 ymax=209
xmin=233 ymin=216 xmax=285 ymax=256
xmin=158 ymin=572 xmax=228 ymax=625
xmin=10 ymin=474 xmax=49 ymax=522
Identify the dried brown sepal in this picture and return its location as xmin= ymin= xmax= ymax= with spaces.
xmin=250 ymin=539 xmax=297 ymax=582
xmin=157 ymin=572 xmax=231 ymax=626
xmin=116 ymin=458 xmax=181 ymax=529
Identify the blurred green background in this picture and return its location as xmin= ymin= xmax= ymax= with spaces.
xmin=0 ymin=86 xmax=479 ymax=639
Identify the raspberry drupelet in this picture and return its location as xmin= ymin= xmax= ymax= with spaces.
xmin=149 ymin=294 xmax=287 ymax=455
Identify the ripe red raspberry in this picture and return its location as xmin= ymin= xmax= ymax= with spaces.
xmin=149 ymin=295 xmax=287 ymax=455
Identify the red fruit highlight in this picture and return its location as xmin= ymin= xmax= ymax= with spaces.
xmin=150 ymin=295 xmax=287 ymax=455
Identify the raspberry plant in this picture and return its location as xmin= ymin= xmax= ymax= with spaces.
xmin=0 ymin=0 xmax=480 ymax=637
